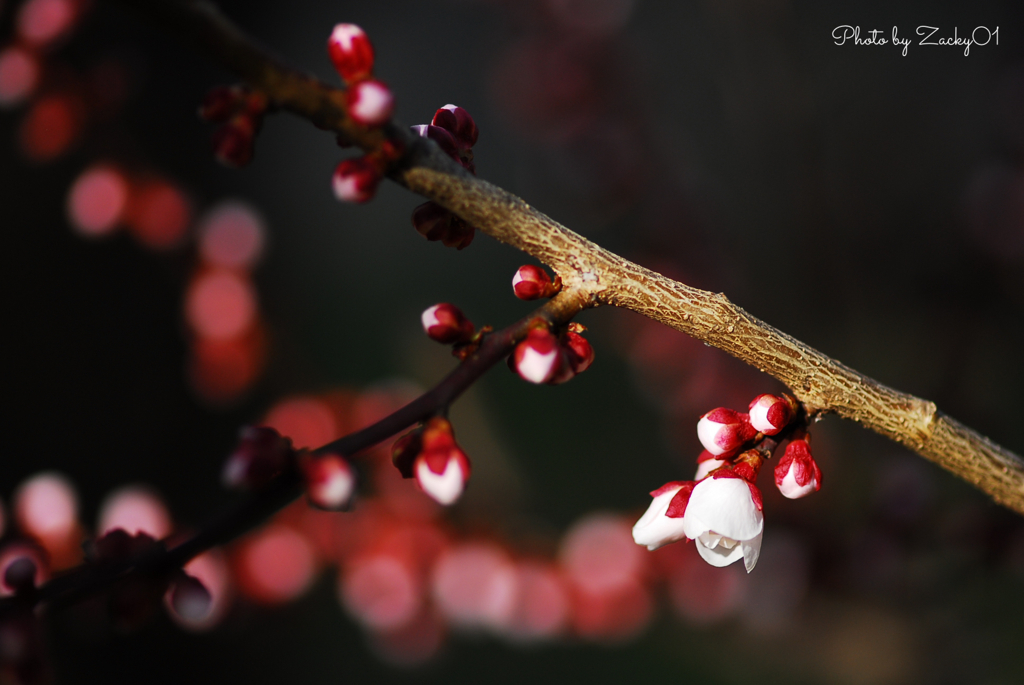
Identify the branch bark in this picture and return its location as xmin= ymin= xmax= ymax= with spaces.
xmin=113 ymin=0 xmax=1024 ymax=515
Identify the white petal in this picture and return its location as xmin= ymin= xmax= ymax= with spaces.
xmin=420 ymin=305 xmax=441 ymax=331
xmin=684 ymin=478 xmax=763 ymax=541
xmin=512 ymin=271 xmax=524 ymax=287
xmin=778 ymin=463 xmax=818 ymax=499
xmin=694 ymin=458 xmax=725 ymax=481
xmin=741 ymin=531 xmax=763 ymax=573
xmin=694 ymin=534 xmax=745 ymax=567
xmin=517 ymin=347 xmax=558 ymax=384
xmin=696 ymin=416 xmax=727 ymax=456
xmin=416 ymin=457 xmax=466 ymax=505
xmin=632 ymin=486 xmax=688 ymax=550
xmin=748 ymin=400 xmax=773 ymax=433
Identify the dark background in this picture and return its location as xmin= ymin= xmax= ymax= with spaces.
xmin=4 ymin=0 xmax=1024 ymax=683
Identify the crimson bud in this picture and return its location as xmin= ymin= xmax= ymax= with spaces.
xmin=346 ymin=79 xmax=394 ymax=127
xmin=774 ymin=439 xmax=822 ymax=499
xmin=421 ymin=303 xmax=475 ymax=344
xmin=327 ymin=23 xmax=375 ymax=82
xmin=300 ymin=452 xmax=355 ymax=511
xmin=748 ymin=394 xmax=793 ymax=435
xmin=512 ymin=328 xmax=567 ymax=384
xmin=696 ymin=408 xmax=756 ymax=457
xmin=431 ymin=104 xmax=478 ymax=149
xmin=512 ymin=264 xmax=558 ymax=300
xmin=332 ymin=157 xmax=381 ymax=203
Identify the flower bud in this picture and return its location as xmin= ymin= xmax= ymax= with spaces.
xmin=632 ymin=481 xmax=696 ymax=550
xmin=332 ymin=157 xmax=381 ymax=203
xmin=391 ymin=429 xmax=422 ymax=479
xmin=431 ymin=104 xmax=479 ymax=149
xmin=198 ymin=85 xmax=243 ymax=123
xmin=412 ymin=202 xmax=475 ymax=249
xmin=346 ymin=79 xmax=394 ymax=127
xmin=222 ymin=426 xmax=294 ymax=490
xmin=169 ymin=573 xmax=212 ymax=622
xmin=421 ymin=303 xmax=475 ymax=344
xmin=696 ymin=408 xmax=756 ymax=457
xmin=211 ymin=115 xmax=257 ymax=168
xmin=774 ymin=439 xmax=822 ymax=499
xmin=300 ymin=452 xmax=355 ymax=511
xmin=748 ymin=394 xmax=793 ymax=435
xmin=327 ymin=23 xmax=375 ymax=82
xmin=512 ymin=328 xmax=566 ymax=384
xmin=563 ymin=330 xmax=594 ymax=373
xmin=512 ymin=265 xmax=558 ymax=300
xmin=414 ymin=418 xmax=472 ymax=505
xmin=412 ymin=123 xmax=459 ymax=160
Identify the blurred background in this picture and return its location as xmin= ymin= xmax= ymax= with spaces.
xmin=3 ymin=0 xmax=1024 ymax=683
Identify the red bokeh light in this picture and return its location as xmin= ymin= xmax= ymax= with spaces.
xmin=0 ymin=47 xmax=40 ymax=107
xmin=125 ymin=180 xmax=191 ymax=249
xmin=17 ymin=0 xmax=77 ymax=47
xmin=197 ymin=201 xmax=266 ymax=269
xmin=19 ymin=93 xmax=82 ymax=162
xmin=559 ymin=513 xmax=645 ymax=593
xmin=431 ymin=542 xmax=518 ymax=631
xmin=13 ymin=472 xmax=81 ymax=569
xmin=235 ymin=524 xmax=316 ymax=604
xmin=66 ymin=165 xmax=129 ymax=237
xmin=96 ymin=486 xmax=172 ymax=539
xmin=339 ymin=554 xmax=422 ymax=631
xmin=189 ymin=329 xmax=265 ymax=403
xmin=570 ymin=578 xmax=653 ymax=642
xmin=506 ymin=562 xmax=570 ymax=641
xmin=184 ymin=269 xmax=257 ymax=341
xmin=263 ymin=396 xmax=337 ymax=449
xmin=369 ymin=610 xmax=446 ymax=667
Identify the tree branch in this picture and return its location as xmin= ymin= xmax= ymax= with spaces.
xmin=110 ymin=0 xmax=1024 ymax=514
xmin=1 ymin=290 xmax=590 ymax=614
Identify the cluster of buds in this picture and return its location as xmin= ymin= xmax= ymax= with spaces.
xmin=411 ymin=104 xmax=480 ymax=249
xmin=327 ymin=24 xmax=402 ymax=204
xmin=198 ymin=85 xmax=269 ymax=168
xmin=512 ymin=264 xmax=562 ymax=301
xmin=511 ymin=323 xmax=594 ymax=385
xmin=633 ymin=393 xmax=822 ymax=573
xmin=84 ymin=528 xmax=212 ymax=629
xmin=391 ymin=417 xmax=472 ymax=506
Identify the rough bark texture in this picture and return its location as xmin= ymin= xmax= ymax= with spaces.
xmin=116 ymin=0 xmax=1024 ymax=515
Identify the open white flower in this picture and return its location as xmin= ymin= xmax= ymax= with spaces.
xmin=681 ymin=476 xmax=763 ymax=573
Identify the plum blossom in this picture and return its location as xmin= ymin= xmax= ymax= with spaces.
xmin=680 ymin=475 xmax=763 ymax=573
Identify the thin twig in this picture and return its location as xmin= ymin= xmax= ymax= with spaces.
xmin=0 ymin=290 xmax=590 ymax=615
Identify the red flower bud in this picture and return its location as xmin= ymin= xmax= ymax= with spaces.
xmin=563 ymin=330 xmax=594 ymax=373
xmin=327 ymin=23 xmax=375 ymax=82
xmin=774 ymin=439 xmax=822 ymax=499
xmin=431 ymin=104 xmax=479 ymax=149
xmin=414 ymin=418 xmax=471 ymax=505
xmin=412 ymin=123 xmax=459 ymax=160
xmin=300 ymin=452 xmax=355 ymax=511
xmin=411 ymin=202 xmax=475 ymax=249
xmin=211 ymin=114 xmax=257 ymax=168
xmin=332 ymin=157 xmax=381 ymax=203
xmin=346 ymin=79 xmax=394 ymax=127
xmin=748 ymin=394 xmax=793 ymax=435
xmin=696 ymin=408 xmax=756 ymax=457
xmin=222 ymin=426 xmax=294 ymax=490
xmin=421 ymin=303 xmax=475 ymax=344
xmin=512 ymin=264 xmax=557 ymax=300
xmin=391 ymin=429 xmax=423 ymax=479
xmin=198 ymin=85 xmax=244 ymax=123
xmin=512 ymin=328 xmax=567 ymax=384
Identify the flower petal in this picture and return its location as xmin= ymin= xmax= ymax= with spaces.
xmin=684 ymin=478 xmax=763 ymax=541
xmin=741 ymin=531 xmax=763 ymax=573
xmin=694 ymin=534 xmax=744 ymax=567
